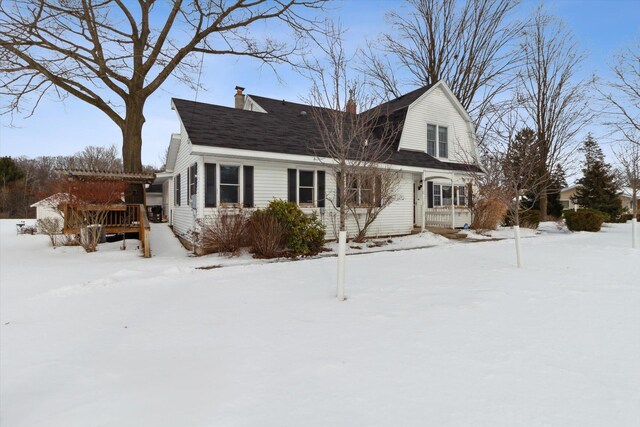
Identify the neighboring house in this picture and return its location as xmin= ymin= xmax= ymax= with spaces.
xmin=560 ymin=185 xmax=638 ymax=213
xmin=30 ymin=193 xmax=67 ymax=232
xmin=156 ymin=81 xmax=482 ymax=248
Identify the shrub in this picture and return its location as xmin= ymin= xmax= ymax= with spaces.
xmin=564 ymin=209 xmax=606 ymax=232
xmin=264 ymin=200 xmax=326 ymax=256
xmin=200 ymin=209 xmax=248 ymax=255
xmin=504 ymin=209 xmax=541 ymax=229
xmin=37 ymin=217 xmax=62 ymax=247
xmin=471 ymin=197 xmax=508 ymax=231
xmin=619 ymin=213 xmax=640 ymax=222
xmin=248 ymin=209 xmax=285 ymax=258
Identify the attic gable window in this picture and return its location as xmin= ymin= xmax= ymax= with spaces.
xmin=427 ymin=124 xmax=448 ymax=158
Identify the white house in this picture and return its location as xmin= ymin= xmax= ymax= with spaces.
xmin=156 ymin=81 xmax=482 ymax=249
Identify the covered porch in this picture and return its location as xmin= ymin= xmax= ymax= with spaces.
xmin=413 ymin=170 xmax=474 ymax=230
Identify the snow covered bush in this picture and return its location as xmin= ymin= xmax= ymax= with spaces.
xmin=200 ymin=209 xmax=248 ymax=256
xmin=248 ymin=209 xmax=285 ymax=258
xmin=264 ymin=200 xmax=325 ymax=256
xmin=564 ymin=209 xmax=606 ymax=232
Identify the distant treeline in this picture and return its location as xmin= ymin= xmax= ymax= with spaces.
xmin=0 ymin=145 xmax=159 ymax=218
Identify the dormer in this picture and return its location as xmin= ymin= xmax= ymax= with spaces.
xmin=397 ymin=81 xmax=477 ymax=164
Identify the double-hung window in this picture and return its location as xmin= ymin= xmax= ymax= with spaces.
xmin=427 ymin=124 xmax=437 ymax=157
xmin=427 ymin=124 xmax=449 ymax=158
xmin=220 ymin=165 xmax=240 ymax=204
xmin=433 ymin=184 xmax=468 ymax=206
xmin=298 ymin=170 xmax=315 ymax=205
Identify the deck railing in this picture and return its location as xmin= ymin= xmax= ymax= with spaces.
xmin=63 ymin=203 xmax=151 ymax=258
xmin=424 ymin=207 xmax=472 ymax=229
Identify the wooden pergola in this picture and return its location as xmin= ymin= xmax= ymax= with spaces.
xmin=59 ymin=169 xmax=156 ymax=258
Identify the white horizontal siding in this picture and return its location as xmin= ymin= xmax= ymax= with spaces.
xmin=170 ymin=124 xmax=200 ymax=240
xmin=198 ymin=156 xmax=415 ymax=241
xmin=399 ymin=85 xmax=475 ymax=163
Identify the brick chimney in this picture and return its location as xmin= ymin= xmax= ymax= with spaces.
xmin=234 ymin=86 xmax=245 ymax=109
xmin=345 ymin=89 xmax=356 ymax=115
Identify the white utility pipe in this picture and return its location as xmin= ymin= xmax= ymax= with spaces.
xmin=632 ymin=218 xmax=637 ymax=249
xmin=514 ymin=225 xmax=523 ymax=268
xmin=337 ymin=230 xmax=346 ymax=301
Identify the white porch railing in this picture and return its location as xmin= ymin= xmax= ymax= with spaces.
xmin=424 ymin=207 xmax=472 ymax=229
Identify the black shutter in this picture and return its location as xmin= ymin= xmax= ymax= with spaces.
xmin=243 ymin=166 xmax=254 ymax=207
xmin=317 ymin=171 xmax=326 ymax=208
xmin=287 ymin=169 xmax=297 ymax=203
xmin=335 ymin=172 xmax=341 ymax=207
xmin=427 ymin=181 xmax=434 ymax=208
xmin=205 ymin=163 xmax=216 ymax=207
xmin=175 ymin=174 xmax=181 ymax=206
xmin=375 ymin=175 xmax=382 ymax=207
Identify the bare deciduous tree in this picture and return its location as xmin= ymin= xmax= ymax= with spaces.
xmin=614 ymin=138 xmax=640 ymax=216
xmin=360 ymin=0 xmax=523 ymax=133
xmin=66 ymin=144 xmax=123 ymax=171
xmin=516 ymin=7 xmax=591 ymax=221
xmin=0 ymin=0 xmax=326 ymax=178
xmin=598 ymin=41 xmax=640 ymax=146
xmin=305 ymin=23 xmax=402 ymax=242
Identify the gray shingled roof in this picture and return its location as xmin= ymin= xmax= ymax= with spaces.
xmin=172 ymin=87 xmax=479 ymax=173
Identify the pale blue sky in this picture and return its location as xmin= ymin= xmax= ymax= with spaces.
xmin=1 ymin=0 xmax=638 ymax=169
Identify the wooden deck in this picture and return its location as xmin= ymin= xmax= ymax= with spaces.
xmin=62 ymin=203 xmax=151 ymax=257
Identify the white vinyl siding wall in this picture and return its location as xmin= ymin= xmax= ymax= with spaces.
xmin=196 ymin=156 xmax=414 ymax=240
xmin=170 ymin=124 xmax=202 ymax=239
xmin=398 ymin=85 xmax=475 ymax=163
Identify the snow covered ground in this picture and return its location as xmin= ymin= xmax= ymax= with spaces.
xmin=1 ymin=219 xmax=639 ymax=426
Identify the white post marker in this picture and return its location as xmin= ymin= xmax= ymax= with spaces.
xmin=450 ymin=174 xmax=455 ymax=230
xmin=337 ymin=230 xmax=346 ymax=301
xmin=514 ymin=225 xmax=523 ymax=268
xmin=632 ymin=218 xmax=637 ymax=249
xmin=421 ymin=172 xmax=426 ymax=233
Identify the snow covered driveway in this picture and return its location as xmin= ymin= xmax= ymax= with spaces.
xmin=1 ymin=220 xmax=639 ymax=426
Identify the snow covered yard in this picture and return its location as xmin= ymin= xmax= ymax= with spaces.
xmin=1 ymin=220 xmax=639 ymax=426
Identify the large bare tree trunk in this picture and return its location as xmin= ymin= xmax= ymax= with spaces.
xmin=539 ymin=187 xmax=548 ymax=222
xmin=121 ymin=104 xmax=145 ymax=174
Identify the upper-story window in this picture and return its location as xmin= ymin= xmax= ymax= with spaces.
xmin=427 ymin=124 xmax=448 ymax=158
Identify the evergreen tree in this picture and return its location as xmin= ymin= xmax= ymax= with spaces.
xmin=0 ymin=156 xmax=24 ymax=189
xmin=575 ymin=134 xmax=622 ymax=220
xmin=546 ymin=165 xmax=568 ymax=218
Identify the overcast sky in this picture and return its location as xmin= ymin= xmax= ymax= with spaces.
xmin=1 ymin=0 xmax=638 ymax=172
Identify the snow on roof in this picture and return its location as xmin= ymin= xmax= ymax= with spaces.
xmin=30 ymin=193 xmax=69 ymax=208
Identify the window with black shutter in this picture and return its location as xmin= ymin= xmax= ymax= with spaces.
xmin=287 ymin=169 xmax=297 ymax=203
xmin=298 ymin=170 xmax=314 ymax=206
xmin=317 ymin=171 xmax=326 ymax=208
xmin=205 ymin=163 xmax=216 ymax=207
xmin=243 ymin=166 xmax=254 ymax=208
xmin=220 ymin=165 xmax=240 ymax=204
xmin=175 ymin=174 xmax=181 ymax=206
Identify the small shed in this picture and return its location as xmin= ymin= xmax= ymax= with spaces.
xmin=30 ymin=193 xmax=68 ymax=232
